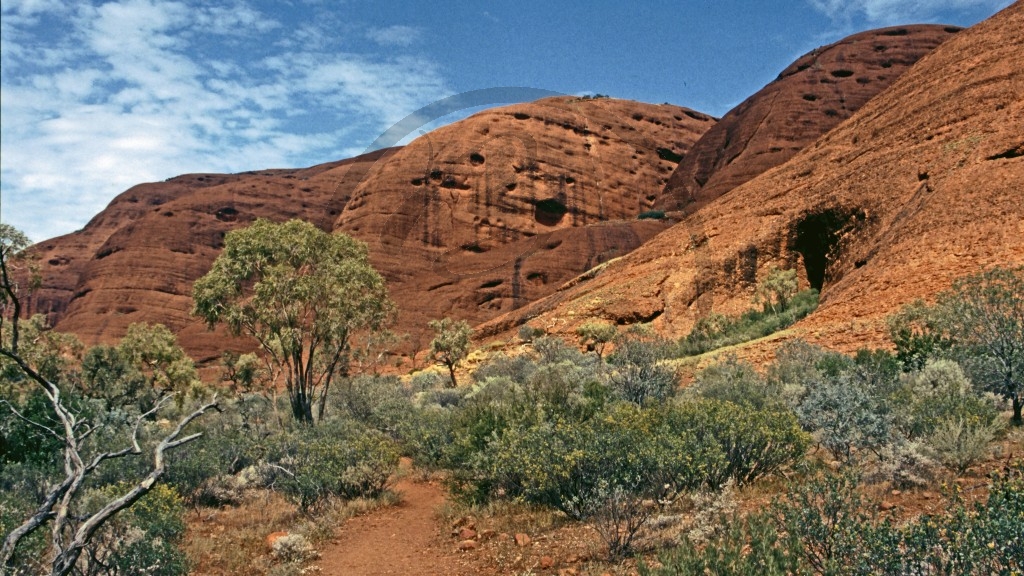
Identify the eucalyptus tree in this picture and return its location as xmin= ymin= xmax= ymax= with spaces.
xmin=192 ymin=219 xmax=394 ymax=424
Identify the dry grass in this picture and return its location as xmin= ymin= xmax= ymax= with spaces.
xmin=184 ymin=490 xmax=298 ymax=576
xmin=183 ymin=489 xmax=400 ymax=576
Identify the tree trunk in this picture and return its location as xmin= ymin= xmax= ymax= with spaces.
xmin=446 ymin=363 xmax=458 ymax=388
xmin=1013 ymin=393 xmax=1022 ymax=426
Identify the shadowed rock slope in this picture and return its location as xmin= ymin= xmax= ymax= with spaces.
xmin=480 ymin=4 xmax=1024 ymax=356
xmin=25 ymin=98 xmax=713 ymax=362
xmin=659 ymin=24 xmax=960 ymax=214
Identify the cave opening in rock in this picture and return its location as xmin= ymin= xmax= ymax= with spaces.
xmin=534 ymin=198 xmax=568 ymax=226
xmin=791 ymin=209 xmax=854 ymax=291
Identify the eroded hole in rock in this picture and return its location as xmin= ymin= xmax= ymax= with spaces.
xmin=791 ymin=208 xmax=863 ymax=291
xmin=535 ymin=198 xmax=568 ymax=226
xmin=513 ymin=112 xmax=531 ymax=120
xmin=215 ymin=207 xmax=238 ymax=222
xmin=462 ymin=243 xmax=487 ymax=253
xmin=987 ymin=145 xmax=1023 ymax=160
xmin=526 ymin=272 xmax=547 ymax=285
xmin=803 ymin=94 xmax=818 ymax=102
xmin=830 ymin=69 xmax=854 ymax=78
xmin=469 ymin=153 xmax=485 ymax=165
xmin=479 ymin=279 xmax=503 ymax=289
xmin=882 ymin=28 xmax=909 ymax=36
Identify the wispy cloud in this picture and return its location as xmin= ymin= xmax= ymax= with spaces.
xmin=806 ymin=0 xmax=1012 ymax=26
xmin=366 ymin=25 xmax=422 ymax=47
xmin=0 ymin=0 xmax=451 ymax=241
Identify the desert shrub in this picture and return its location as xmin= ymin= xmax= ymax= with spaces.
xmin=868 ymin=440 xmax=938 ymax=489
xmin=532 ymin=335 xmax=589 ymax=366
xmin=409 ymin=369 xmax=447 ymax=392
xmin=575 ymin=320 xmax=617 ymax=357
xmin=890 ymin=467 xmax=1023 ymax=574
xmin=887 ymin=359 xmax=1003 ymax=473
xmin=648 ymin=468 xmax=1024 ymax=576
xmin=772 ymin=473 xmax=885 ymax=575
xmin=607 ymin=336 xmax=677 ymax=406
xmin=894 ymin=359 xmax=1002 ymax=438
xmin=332 ymin=374 xmax=414 ymax=438
xmin=269 ymin=421 xmax=399 ymax=511
xmin=75 ymin=482 xmax=190 ymax=576
xmin=472 ymin=351 xmax=537 ymax=384
xmin=270 ymin=533 xmax=318 ymax=563
xmin=665 ymin=399 xmax=810 ymax=488
xmin=638 ymin=210 xmax=666 ymax=220
xmin=795 ymin=370 xmax=895 ymax=463
xmin=755 ymin=266 xmax=799 ymax=314
xmin=517 ymin=324 xmax=545 ymax=342
xmin=641 ymin=512 xmax=803 ymax=576
xmin=675 ymin=289 xmax=819 ymax=357
xmin=691 ymin=355 xmax=783 ymax=410
xmin=888 ymin=299 xmax=951 ymax=371
xmin=569 ymin=479 xmax=655 ymax=560
xmin=416 ymin=386 xmax=465 ymax=408
xmin=394 ymin=404 xmax=454 ymax=470
xmin=926 ymin=419 xmax=1003 ymax=474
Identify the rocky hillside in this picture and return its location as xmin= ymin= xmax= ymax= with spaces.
xmin=479 ymin=3 xmax=1024 ymax=356
xmin=332 ymin=97 xmax=714 ymax=351
xmin=659 ymin=24 xmax=960 ymax=214
xmin=25 ymin=98 xmax=713 ymax=362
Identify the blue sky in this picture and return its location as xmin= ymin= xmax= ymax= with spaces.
xmin=0 ymin=0 xmax=1012 ymax=242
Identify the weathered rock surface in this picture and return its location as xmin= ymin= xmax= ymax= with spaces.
xmin=335 ymin=97 xmax=713 ymax=352
xmin=26 ymin=152 xmax=390 ymax=360
xmin=480 ymin=4 xmax=1024 ymax=357
xmin=25 ymin=98 xmax=713 ymax=361
xmin=659 ymin=24 xmax=961 ymax=213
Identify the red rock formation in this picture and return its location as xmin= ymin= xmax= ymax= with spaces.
xmin=25 ymin=99 xmax=713 ymax=362
xmin=660 ymin=24 xmax=961 ymax=213
xmin=480 ymin=4 xmax=1024 ymax=357
xmin=334 ymin=97 xmax=713 ymax=351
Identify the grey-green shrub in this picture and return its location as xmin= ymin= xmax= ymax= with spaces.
xmin=692 ymin=355 xmax=782 ymax=410
xmin=270 ymin=422 xmax=399 ymax=511
xmin=608 ymin=336 xmax=677 ymax=406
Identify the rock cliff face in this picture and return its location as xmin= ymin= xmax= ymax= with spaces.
xmin=333 ymin=97 xmax=714 ymax=349
xmin=659 ymin=24 xmax=961 ymax=213
xmin=480 ymin=4 xmax=1024 ymax=356
xmin=26 ymin=152 xmax=391 ymax=360
xmin=26 ymin=98 xmax=713 ymax=361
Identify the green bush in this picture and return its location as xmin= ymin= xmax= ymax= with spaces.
xmin=77 ymin=482 xmax=190 ymax=576
xmin=649 ymin=468 xmax=1023 ymax=576
xmin=270 ymin=422 xmax=399 ymax=511
xmin=676 ymin=289 xmax=819 ymax=357
xmin=641 ymin=512 xmax=803 ymax=576
xmin=607 ymin=336 xmax=677 ymax=406
xmin=795 ymin=369 xmax=895 ymax=463
xmin=637 ymin=210 xmax=666 ymax=220
xmin=897 ymin=360 xmax=1001 ymax=434
xmin=692 ymin=355 xmax=783 ymax=411
xmin=666 ymin=400 xmax=810 ymax=488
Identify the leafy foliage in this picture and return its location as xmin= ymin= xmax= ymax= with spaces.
xmin=575 ymin=321 xmax=617 ymax=358
xmin=888 ymin=266 xmax=1024 ymax=424
xmin=647 ymin=468 xmax=1024 ymax=576
xmin=676 ymin=288 xmax=819 ymax=357
xmin=269 ymin=421 xmax=399 ymax=512
xmin=427 ymin=318 xmax=472 ymax=388
xmin=192 ymin=218 xmax=394 ymax=424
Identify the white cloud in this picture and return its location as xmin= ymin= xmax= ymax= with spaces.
xmin=366 ymin=25 xmax=422 ymax=47
xmin=807 ymin=0 xmax=1012 ymax=25
xmin=0 ymin=0 xmax=451 ymax=241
